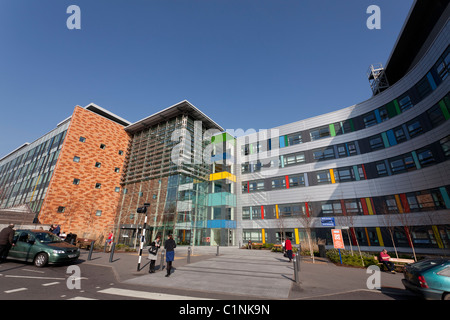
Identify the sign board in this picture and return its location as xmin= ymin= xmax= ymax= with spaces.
xmin=331 ymin=229 xmax=345 ymax=249
xmin=321 ymin=217 xmax=335 ymax=227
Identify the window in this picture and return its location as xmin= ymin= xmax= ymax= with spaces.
xmin=379 ymin=107 xmax=389 ymax=122
xmin=248 ymin=181 xmax=264 ymax=192
xmin=440 ymin=136 xmax=450 ymax=158
xmin=416 ymin=75 xmax=433 ymax=100
xmin=334 ymin=168 xmax=354 ymax=182
xmin=271 ymin=177 xmax=286 ymax=189
xmin=73 ymin=156 xmax=80 ymax=163
xmin=114 ymin=167 xmax=120 ymax=173
xmin=398 ymin=94 xmax=413 ymax=112
xmin=416 ymin=149 xmax=435 ymax=167
xmin=435 ymin=47 xmax=450 ymax=80
xmin=369 ymin=135 xmax=384 ymax=150
xmin=394 ymin=126 xmax=407 ymax=143
xmin=316 ymin=171 xmax=331 ymax=184
xmin=310 ymin=126 xmax=330 ymax=141
xmin=242 ymin=207 xmax=251 ymax=220
xmin=321 ymin=202 xmax=342 ymax=216
xmin=57 ymin=206 xmax=65 ymax=213
xmin=283 ymin=152 xmax=305 ymax=166
xmin=95 ymin=183 xmax=102 ymax=189
xmin=345 ymin=200 xmax=362 ymax=215
xmin=279 ymin=204 xmax=305 ymax=218
xmin=313 ymin=147 xmax=335 ymax=161
xmin=385 ymin=197 xmax=398 ymax=212
xmin=95 ymin=210 xmax=102 ymax=216
xmin=289 ymin=174 xmax=305 ymax=188
xmin=287 ymin=133 xmax=302 ymax=146
xmin=100 ymin=144 xmax=106 ymax=149
xmin=406 ymin=120 xmax=423 ymax=138
xmin=118 ymin=150 xmax=124 ymax=155
xmin=347 ymin=142 xmax=357 ymax=156
xmin=115 ymin=187 xmax=120 ymax=192
xmin=389 ymin=154 xmax=416 ymax=174
xmin=363 ymin=112 xmax=377 ymax=128
xmin=73 ymin=178 xmax=80 ymax=185
xmin=337 ymin=144 xmax=347 ymax=158
xmin=427 ymin=104 xmax=446 ymax=127
xmin=95 ymin=162 xmax=101 ymax=168
xmin=375 ymin=161 xmax=388 ymax=177
xmin=79 ymin=137 xmax=86 ymax=142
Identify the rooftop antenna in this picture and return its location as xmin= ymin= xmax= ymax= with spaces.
xmin=367 ymin=64 xmax=389 ymax=95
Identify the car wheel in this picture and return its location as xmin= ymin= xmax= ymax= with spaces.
xmin=443 ymin=293 xmax=450 ymax=301
xmin=34 ymin=252 xmax=49 ymax=268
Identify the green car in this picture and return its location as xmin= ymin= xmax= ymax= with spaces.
xmin=402 ymin=258 xmax=450 ymax=300
xmin=7 ymin=229 xmax=80 ymax=267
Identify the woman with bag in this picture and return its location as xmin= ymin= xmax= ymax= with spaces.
xmin=164 ymin=234 xmax=176 ymax=277
xmin=148 ymin=235 xmax=161 ymax=273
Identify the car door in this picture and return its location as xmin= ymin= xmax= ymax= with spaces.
xmin=8 ymin=231 xmax=32 ymax=261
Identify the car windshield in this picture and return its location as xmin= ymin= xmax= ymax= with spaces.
xmin=34 ymin=232 xmax=63 ymax=243
xmin=411 ymin=259 xmax=446 ymax=272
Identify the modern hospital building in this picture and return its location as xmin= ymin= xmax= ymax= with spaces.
xmin=0 ymin=0 xmax=449 ymax=254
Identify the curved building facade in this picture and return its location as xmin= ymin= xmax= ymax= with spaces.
xmin=235 ymin=1 xmax=450 ymax=254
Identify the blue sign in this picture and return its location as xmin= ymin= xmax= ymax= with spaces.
xmin=321 ymin=217 xmax=335 ymax=227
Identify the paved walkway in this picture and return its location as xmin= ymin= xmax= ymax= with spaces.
xmin=81 ymin=246 xmax=409 ymax=300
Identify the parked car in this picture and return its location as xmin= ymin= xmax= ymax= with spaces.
xmin=7 ymin=229 xmax=80 ymax=267
xmin=402 ymin=258 xmax=450 ymax=300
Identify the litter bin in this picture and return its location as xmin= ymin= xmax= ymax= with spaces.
xmin=318 ymin=244 xmax=326 ymax=258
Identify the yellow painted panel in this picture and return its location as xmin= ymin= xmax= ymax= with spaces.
xmin=376 ymin=227 xmax=384 ymax=247
xmin=394 ymin=195 xmax=404 ymax=213
xmin=330 ymin=169 xmax=336 ymax=184
xmin=262 ymin=229 xmax=266 ymax=244
xmin=365 ymin=198 xmax=374 ymax=215
xmin=295 ymin=228 xmax=300 ymax=245
xmin=432 ymin=226 xmax=444 ymax=249
xmin=209 ymin=171 xmax=236 ymax=182
xmin=275 ymin=205 xmax=279 ymax=219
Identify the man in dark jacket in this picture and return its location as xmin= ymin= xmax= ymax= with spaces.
xmin=0 ymin=223 xmax=15 ymax=262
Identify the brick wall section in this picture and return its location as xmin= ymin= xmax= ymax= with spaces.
xmin=39 ymin=106 xmax=130 ymax=241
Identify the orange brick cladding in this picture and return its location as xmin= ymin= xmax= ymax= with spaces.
xmin=39 ymin=106 xmax=130 ymax=241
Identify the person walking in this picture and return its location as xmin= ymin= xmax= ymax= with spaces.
xmin=285 ymin=238 xmax=293 ymax=262
xmin=164 ymin=234 xmax=176 ymax=277
xmin=148 ymin=235 xmax=161 ymax=273
xmin=0 ymin=223 xmax=15 ymax=263
xmin=106 ymin=231 xmax=114 ymax=252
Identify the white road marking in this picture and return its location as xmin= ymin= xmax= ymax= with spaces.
xmin=5 ymin=288 xmax=28 ymax=294
xmin=22 ymin=268 xmax=45 ymax=274
xmin=67 ymin=296 xmax=97 ymax=300
xmin=97 ymin=288 xmax=215 ymax=300
xmin=5 ymin=275 xmax=65 ymax=280
xmin=42 ymin=282 xmax=60 ymax=286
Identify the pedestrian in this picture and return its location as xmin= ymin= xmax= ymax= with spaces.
xmin=285 ymin=238 xmax=293 ymax=262
xmin=52 ymin=224 xmax=61 ymax=237
xmin=379 ymin=249 xmax=396 ymax=274
xmin=0 ymin=223 xmax=15 ymax=263
xmin=148 ymin=235 xmax=161 ymax=273
xmin=164 ymin=234 xmax=176 ymax=277
xmin=106 ymin=231 xmax=114 ymax=252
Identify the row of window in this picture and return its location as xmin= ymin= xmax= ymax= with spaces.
xmin=242 ymin=136 xmax=450 ymax=192
xmin=241 ymin=185 xmax=450 ymax=221
xmin=240 ymin=46 xmax=450 ymax=157
xmin=241 ymin=95 xmax=450 ymax=174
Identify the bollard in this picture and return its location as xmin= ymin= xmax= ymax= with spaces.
xmin=103 ymin=241 xmax=107 ymax=253
xmin=87 ymin=240 xmax=95 ymax=261
xmin=109 ymin=243 xmax=116 ymax=263
xmin=159 ymin=249 xmax=165 ymax=272
xmin=187 ymin=247 xmax=191 ymax=264
xmin=296 ymin=252 xmax=300 ymax=272
xmin=216 ymin=245 xmax=219 ymax=256
xmin=293 ymin=259 xmax=299 ymax=284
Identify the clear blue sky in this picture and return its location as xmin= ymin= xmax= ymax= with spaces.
xmin=0 ymin=0 xmax=414 ymax=157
